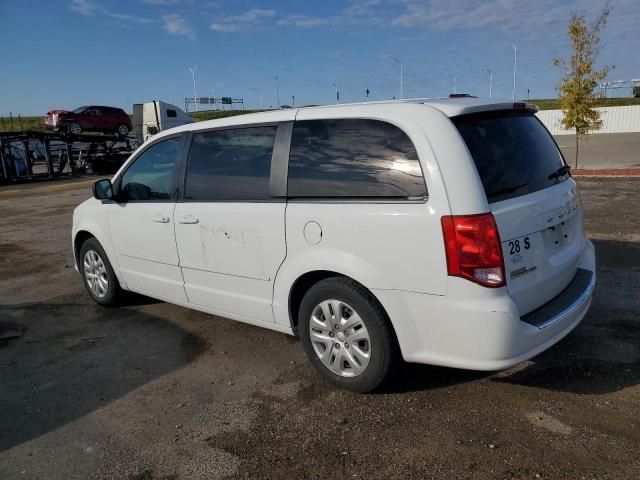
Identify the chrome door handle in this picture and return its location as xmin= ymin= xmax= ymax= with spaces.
xmin=152 ymin=214 xmax=170 ymax=223
xmin=177 ymin=215 xmax=199 ymax=224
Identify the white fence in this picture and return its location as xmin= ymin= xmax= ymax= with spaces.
xmin=536 ymin=105 xmax=640 ymax=135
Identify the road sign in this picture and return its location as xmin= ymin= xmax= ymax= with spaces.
xmin=221 ymin=97 xmax=233 ymax=105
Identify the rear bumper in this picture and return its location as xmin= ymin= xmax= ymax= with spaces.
xmin=373 ymin=239 xmax=596 ymax=371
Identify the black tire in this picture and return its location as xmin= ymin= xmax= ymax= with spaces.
xmin=299 ymin=277 xmax=400 ymax=393
xmin=79 ymin=237 xmax=122 ymax=306
xmin=68 ymin=122 xmax=82 ymax=135
xmin=116 ymin=123 xmax=129 ymax=137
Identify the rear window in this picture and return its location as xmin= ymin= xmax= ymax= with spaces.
xmin=452 ymin=111 xmax=567 ymax=203
xmin=287 ymin=119 xmax=427 ymax=199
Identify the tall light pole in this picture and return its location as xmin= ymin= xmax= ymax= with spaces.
xmin=391 ymin=56 xmax=404 ymax=99
xmin=452 ymin=75 xmax=457 ymax=94
xmin=212 ymin=82 xmax=224 ymax=110
xmin=188 ymin=65 xmax=198 ymax=112
xmin=275 ymin=75 xmax=280 ymax=109
xmin=483 ymin=67 xmax=493 ymax=98
xmin=249 ymin=87 xmax=262 ymax=108
xmin=512 ymin=45 xmax=518 ymax=100
xmin=331 ymin=82 xmax=339 ymax=104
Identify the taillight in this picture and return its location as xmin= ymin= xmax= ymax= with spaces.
xmin=441 ymin=213 xmax=505 ymax=288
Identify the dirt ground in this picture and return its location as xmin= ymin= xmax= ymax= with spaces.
xmin=1 ymin=177 xmax=639 ymax=480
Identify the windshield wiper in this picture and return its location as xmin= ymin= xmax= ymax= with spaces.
xmin=486 ymin=182 xmax=528 ymax=200
xmin=549 ymin=165 xmax=571 ymax=180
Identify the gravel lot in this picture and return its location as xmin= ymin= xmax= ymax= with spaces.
xmin=1 ymin=177 xmax=639 ymax=480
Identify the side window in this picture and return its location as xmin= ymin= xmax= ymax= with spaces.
xmin=167 ymin=109 xmax=177 ymax=118
xmin=287 ymin=119 xmax=427 ymax=199
xmin=120 ymin=136 xmax=182 ymax=201
xmin=184 ymin=126 xmax=277 ymax=201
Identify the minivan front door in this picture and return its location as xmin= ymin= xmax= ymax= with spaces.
xmin=109 ymin=135 xmax=187 ymax=302
xmin=174 ymin=124 xmax=288 ymax=323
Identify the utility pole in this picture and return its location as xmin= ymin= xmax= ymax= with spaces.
xmin=292 ymin=95 xmax=295 ymax=107
xmin=249 ymin=87 xmax=262 ymax=108
xmin=512 ymin=45 xmax=518 ymax=100
xmin=188 ymin=65 xmax=198 ymax=112
xmin=275 ymin=75 xmax=280 ymax=109
xmin=483 ymin=67 xmax=493 ymax=98
xmin=331 ymin=82 xmax=339 ymax=104
xmin=452 ymin=75 xmax=457 ymax=94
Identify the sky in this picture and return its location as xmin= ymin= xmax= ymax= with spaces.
xmin=1 ymin=0 xmax=639 ymax=115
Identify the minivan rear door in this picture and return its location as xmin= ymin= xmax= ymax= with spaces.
xmin=452 ymin=110 xmax=583 ymax=316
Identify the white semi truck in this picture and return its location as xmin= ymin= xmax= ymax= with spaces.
xmin=132 ymin=101 xmax=193 ymax=144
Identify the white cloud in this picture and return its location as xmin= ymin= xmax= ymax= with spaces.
xmin=278 ymin=0 xmax=386 ymax=29
xmin=69 ymin=0 xmax=98 ymax=16
xmin=391 ymin=0 xmax=566 ymax=31
xmin=69 ymin=0 xmax=152 ymax=24
xmin=163 ymin=14 xmax=195 ymax=39
xmin=142 ymin=0 xmax=179 ymax=4
xmin=210 ymin=8 xmax=276 ymax=32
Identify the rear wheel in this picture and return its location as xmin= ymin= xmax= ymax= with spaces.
xmin=68 ymin=122 xmax=82 ymax=135
xmin=299 ymin=277 xmax=399 ymax=393
xmin=79 ymin=238 xmax=122 ymax=306
xmin=116 ymin=123 xmax=129 ymax=137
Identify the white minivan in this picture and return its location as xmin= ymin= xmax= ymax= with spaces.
xmin=73 ymin=98 xmax=596 ymax=392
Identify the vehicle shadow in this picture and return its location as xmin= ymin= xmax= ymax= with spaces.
xmin=0 ymin=303 xmax=207 ymax=452
xmin=387 ymin=238 xmax=640 ymax=395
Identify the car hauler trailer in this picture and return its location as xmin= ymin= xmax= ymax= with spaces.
xmin=0 ymin=130 xmax=136 ymax=184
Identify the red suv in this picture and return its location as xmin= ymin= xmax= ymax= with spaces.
xmin=44 ymin=106 xmax=132 ymax=137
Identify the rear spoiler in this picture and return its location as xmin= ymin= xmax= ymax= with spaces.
xmin=452 ymin=102 xmax=539 ymax=116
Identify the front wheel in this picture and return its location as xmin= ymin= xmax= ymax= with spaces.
xmin=299 ymin=277 xmax=400 ymax=393
xmin=79 ymin=238 xmax=122 ymax=306
xmin=68 ymin=122 xmax=82 ymax=135
xmin=116 ymin=123 xmax=129 ymax=137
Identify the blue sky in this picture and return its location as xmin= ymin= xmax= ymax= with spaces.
xmin=1 ymin=0 xmax=638 ymax=115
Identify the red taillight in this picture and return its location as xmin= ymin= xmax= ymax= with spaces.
xmin=441 ymin=213 xmax=505 ymax=288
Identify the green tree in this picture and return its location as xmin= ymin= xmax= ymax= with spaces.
xmin=554 ymin=4 xmax=610 ymax=169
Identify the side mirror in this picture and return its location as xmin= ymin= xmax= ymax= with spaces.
xmin=92 ymin=179 xmax=113 ymax=201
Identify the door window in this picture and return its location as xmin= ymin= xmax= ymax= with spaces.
xmin=184 ymin=126 xmax=277 ymax=201
xmin=287 ymin=119 xmax=427 ymax=199
xmin=119 ymin=136 xmax=183 ymax=201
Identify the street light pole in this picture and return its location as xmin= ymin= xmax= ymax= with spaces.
xmin=391 ymin=56 xmax=404 ymax=99
xmin=483 ymin=67 xmax=493 ymax=98
xmin=453 ymin=75 xmax=457 ymax=94
xmin=275 ymin=75 xmax=280 ymax=109
xmin=331 ymin=82 xmax=339 ymax=104
xmin=249 ymin=87 xmax=262 ymax=108
xmin=212 ymin=82 xmax=224 ymax=111
xmin=512 ymin=45 xmax=518 ymax=100
xmin=188 ymin=65 xmax=198 ymax=113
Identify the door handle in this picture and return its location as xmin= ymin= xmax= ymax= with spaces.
xmin=177 ymin=214 xmax=199 ymax=224
xmin=152 ymin=214 xmax=170 ymax=223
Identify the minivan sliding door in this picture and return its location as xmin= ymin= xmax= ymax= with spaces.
xmin=174 ymin=121 xmax=292 ymax=324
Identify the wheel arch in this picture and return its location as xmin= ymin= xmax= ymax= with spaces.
xmin=287 ymin=270 xmax=399 ymax=344
xmin=73 ymin=229 xmax=95 ymax=266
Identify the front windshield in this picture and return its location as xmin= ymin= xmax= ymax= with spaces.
xmin=72 ymin=106 xmax=88 ymax=113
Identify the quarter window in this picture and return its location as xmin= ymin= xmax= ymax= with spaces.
xmin=287 ymin=119 xmax=426 ymax=199
xmin=184 ymin=126 xmax=277 ymax=201
xmin=120 ymin=136 xmax=182 ymax=201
